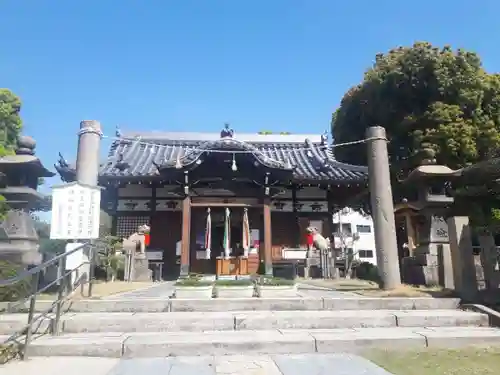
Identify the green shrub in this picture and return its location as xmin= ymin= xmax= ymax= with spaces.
xmin=175 ymin=278 xmax=213 ymax=287
xmin=0 ymin=261 xmax=32 ymax=302
xmin=215 ymin=279 xmax=253 ymax=287
xmin=259 ymin=276 xmax=296 ymax=286
xmin=356 ymin=262 xmax=381 ymax=284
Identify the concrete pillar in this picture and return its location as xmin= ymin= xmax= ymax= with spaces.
xmin=366 ymin=126 xmax=401 ymax=289
xmin=447 ymin=216 xmax=477 ymax=299
xmin=74 ymin=120 xmax=102 ymax=285
xmin=438 ymin=243 xmax=454 ymax=289
xmin=76 ymin=120 xmax=102 ymax=186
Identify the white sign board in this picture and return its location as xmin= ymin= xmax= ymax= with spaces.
xmin=65 ymin=242 xmax=84 ymax=270
xmin=146 ymin=251 xmax=163 ymax=261
xmin=50 ymin=182 xmax=101 ymax=240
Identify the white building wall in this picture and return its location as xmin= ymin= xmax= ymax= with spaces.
xmin=332 ymin=208 xmax=377 ymax=266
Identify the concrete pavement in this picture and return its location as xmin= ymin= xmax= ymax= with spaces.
xmin=106 ymin=281 xmax=175 ymax=299
xmin=0 ymin=353 xmax=395 ymax=374
xmin=106 ymin=281 xmax=361 ymax=300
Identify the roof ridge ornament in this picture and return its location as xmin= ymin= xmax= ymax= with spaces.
xmin=321 ymin=131 xmax=328 ymax=146
xmin=220 ymin=123 xmax=234 ymax=139
xmin=115 ymin=125 xmax=122 ymax=138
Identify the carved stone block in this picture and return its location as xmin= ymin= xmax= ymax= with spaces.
xmin=0 ymin=210 xmax=41 ymax=266
xmin=132 ymin=255 xmax=152 ymax=282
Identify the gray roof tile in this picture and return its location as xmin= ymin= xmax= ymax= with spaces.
xmin=57 ymin=132 xmax=368 ymax=183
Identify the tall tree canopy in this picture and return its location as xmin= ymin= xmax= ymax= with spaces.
xmin=0 ymin=89 xmax=22 ymax=157
xmin=0 ymin=89 xmax=23 ymax=218
xmin=332 ymin=42 xmax=500 ymax=170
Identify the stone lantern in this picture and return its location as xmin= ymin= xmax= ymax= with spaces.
xmin=398 ymin=148 xmax=459 ymax=287
xmin=0 ymin=136 xmax=55 ymax=266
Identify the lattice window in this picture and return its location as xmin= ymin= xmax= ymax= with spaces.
xmin=116 ymin=216 xmax=150 ymax=238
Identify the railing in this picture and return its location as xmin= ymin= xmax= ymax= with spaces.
xmin=0 ymin=242 xmax=97 ymax=361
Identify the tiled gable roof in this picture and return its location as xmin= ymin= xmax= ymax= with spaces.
xmin=56 ymin=132 xmax=368 ymax=183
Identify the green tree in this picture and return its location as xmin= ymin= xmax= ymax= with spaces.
xmin=332 ymin=42 xmax=500 ymax=170
xmin=0 ymin=89 xmax=22 ymax=158
xmin=0 ymin=89 xmax=23 ymax=220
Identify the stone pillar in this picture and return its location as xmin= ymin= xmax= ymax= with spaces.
xmin=447 ymin=216 xmax=477 ymax=299
xmin=478 ymin=230 xmax=500 ymax=290
xmin=263 ymin=198 xmax=273 ymax=276
xmin=76 ymin=120 xmax=102 ymax=186
xmin=180 ymin=196 xmax=191 ymax=277
xmin=74 ymin=120 xmax=102 ymax=282
xmin=366 ymin=126 xmax=401 ymax=289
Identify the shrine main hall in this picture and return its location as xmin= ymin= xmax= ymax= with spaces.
xmin=55 ymin=125 xmax=368 ymax=278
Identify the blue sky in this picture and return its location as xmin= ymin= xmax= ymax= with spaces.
xmin=1 ymin=0 xmax=500 ymax=199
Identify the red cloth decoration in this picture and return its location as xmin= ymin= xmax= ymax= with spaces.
xmin=144 ymin=233 xmax=150 ymax=247
xmin=306 ymin=233 xmax=314 ymax=246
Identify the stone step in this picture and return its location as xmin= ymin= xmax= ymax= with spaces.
xmin=11 ymin=327 xmax=500 ymax=358
xmin=1 ymin=296 xmax=461 ymax=313
xmin=0 ymin=309 xmax=488 ymax=335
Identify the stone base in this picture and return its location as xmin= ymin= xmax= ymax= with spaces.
xmin=0 ymin=248 xmax=42 ymax=266
xmin=258 ymin=285 xmax=298 ymax=298
xmin=215 ymin=285 xmax=255 ymax=298
xmin=401 ymin=257 xmax=439 ymax=286
xmin=132 ymin=255 xmax=152 ymax=282
xmin=175 ymin=285 xmax=213 ymax=299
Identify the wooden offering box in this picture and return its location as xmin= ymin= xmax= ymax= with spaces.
xmin=216 ymin=256 xmax=249 ymax=277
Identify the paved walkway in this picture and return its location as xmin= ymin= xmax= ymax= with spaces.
xmin=0 ymin=354 xmax=394 ymax=374
xmin=107 ymin=281 xmax=175 ymax=299
xmin=296 ymin=283 xmax=362 ymax=298
xmin=106 ymin=281 xmax=358 ymax=300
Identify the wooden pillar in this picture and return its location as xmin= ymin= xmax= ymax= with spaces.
xmin=263 ymin=198 xmax=273 ymax=276
xmin=404 ymin=212 xmax=416 ymax=255
xmin=110 ymin=186 xmax=119 ymax=236
xmin=180 ymin=196 xmax=191 ymax=277
xmin=292 ymin=186 xmax=301 ymax=247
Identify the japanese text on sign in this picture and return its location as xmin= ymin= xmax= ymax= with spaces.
xmin=50 ymin=183 xmax=101 ymax=240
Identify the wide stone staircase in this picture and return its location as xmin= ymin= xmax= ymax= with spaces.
xmin=1 ymin=296 xmax=500 ymax=358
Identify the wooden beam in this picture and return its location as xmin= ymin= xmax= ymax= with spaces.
xmin=263 ymin=198 xmax=273 ymax=275
xmin=180 ymin=196 xmax=191 ymax=277
xmin=190 ymin=202 xmax=261 ymax=207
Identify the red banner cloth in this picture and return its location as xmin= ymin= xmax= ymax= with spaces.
xmin=306 ymin=233 xmax=314 ymax=246
xmin=144 ymin=233 xmax=150 ymax=247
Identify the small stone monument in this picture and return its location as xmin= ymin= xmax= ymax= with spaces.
xmin=123 ymin=224 xmax=152 ymax=282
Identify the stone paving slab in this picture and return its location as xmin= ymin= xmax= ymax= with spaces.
xmin=106 ymin=281 xmax=175 ymax=299
xmin=393 ymin=309 xmax=488 ymax=327
xmin=272 ymin=353 xmax=394 ymax=375
xmin=0 ymin=354 xmax=396 ymax=375
xmin=6 ymin=326 xmax=500 ymax=358
xmin=122 ymin=329 xmax=317 ymax=357
xmin=2 ymin=296 xmax=461 ymax=313
xmin=0 ymin=309 xmax=487 ymax=334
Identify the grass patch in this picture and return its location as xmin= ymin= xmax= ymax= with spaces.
xmin=300 ymin=278 xmax=457 ymax=298
xmin=365 ymin=347 xmax=500 ymax=375
xmin=300 ymin=278 xmax=378 ymax=290
xmin=357 ymin=284 xmax=457 ymax=298
xmin=0 ymin=342 xmax=22 ymax=364
xmin=214 ymin=279 xmax=253 ymax=287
